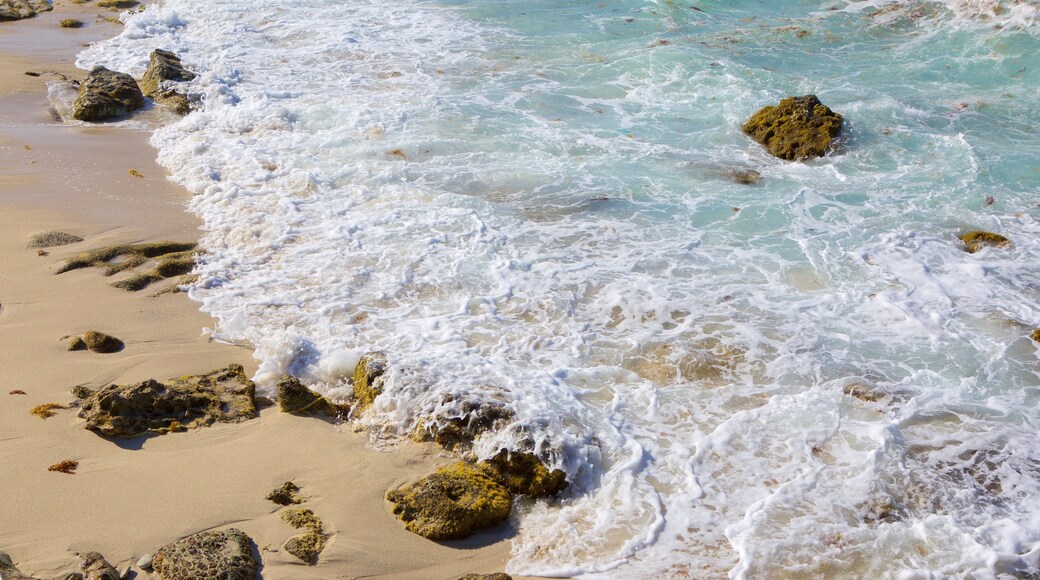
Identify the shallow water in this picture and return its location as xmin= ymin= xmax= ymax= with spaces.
xmin=78 ymin=0 xmax=1040 ymax=577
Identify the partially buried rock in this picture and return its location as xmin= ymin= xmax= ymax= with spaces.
xmin=79 ymin=552 xmax=119 ymax=580
xmin=266 ymin=481 xmax=304 ymax=505
xmin=386 ymin=461 xmax=512 ymax=541
xmin=280 ymin=508 xmax=326 ymax=565
xmin=742 ymin=94 xmax=843 ymax=161
xmin=276 ymin=375 xmax=341 ymax=417
xmin=459 ymin=575 xmax=513 ymax=580
xmin=68 ymin=336 xmax=88 ymax=351
xmin=60 ymin=18 xmax=84 ymax=28
xmin=78 ymin=364 xmax=257 ymax=438
xmin=139 ymin=49 xmax=197 ymax=115
xmin=0 ymin=552 xmax=41 ymax=580
xmin=0 ymin=0 xmax=52 ymax=21
xmin=28 ymin=230 xmax=83 ymax=248
xmin=353 ymin=351 xmax=387 ymax=411
xmin=83 ymin=330 xmax=123 ymax=353
xmin=959 ymin=230 xmax=1010 ymax=254
xmin=151 ymin=528 xmax=258 ymax=580
xmin=72 ymin=66 xmax=145 ymax=122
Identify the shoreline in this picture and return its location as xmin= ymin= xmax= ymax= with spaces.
xmin=0 ymin=3 xmax=517 ymax=578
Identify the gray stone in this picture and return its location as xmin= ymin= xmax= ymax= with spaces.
xmin=72 ymin=66 xmax=145 ymax=122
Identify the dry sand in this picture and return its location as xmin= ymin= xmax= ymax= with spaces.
xmin=0 ymin=3 xmax=521 ymax=578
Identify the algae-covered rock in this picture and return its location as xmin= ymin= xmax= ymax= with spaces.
xmin=151 ymin=528 xmax=258 ymax=580
xmin=415 ymin=399 xmax=513 ymax=451
xmin=280 ymin=508 xmax=326 ymax=565
xmin=266 ymin=481 xmax=304 ymax=505
xmin=353 ymin=351 xmax=387 ymax=410
xmin=95 ymin=0 xmax=138 ymax=8
xmin=60 ymin=18 xmax=84 ymax=28
xmin=68 ymin=336 xmax=88 ymax=351
xmin=481 ymin=449 xmax=568 ymax=498
xmin=83 ymin=330 xmax=123 ymax=353
xmin=72 ymin=66 xmax=145 ymax=122
xmin=959 ymin=230 xmax=1010 ymax=254
xmin=0 ymin=552 xmax=41 ymax=580
xmin=79 ymin=552 xmax=119 ymax=580
xmin=742 ymin=94 xmax=843 ymax=161
xmin=1032 ymin=328 xmax=1040 ymax=343
xmin=386 ymin=461 xmax=512 ymax=540
xmin=0 ymin=0 xmax=52 ymax=21
xmin=57 ymin=241 xmax=195 ymax=275
xmin=77 ymin=364 xmax=256 ymax=438
xmin=459 ymin=574 xmax=513 ymax=580
xmin=140 ymin=49 xmax=196 ymax=115
xmin=28 ymin=231 xmax=83 ymax=248
xmin=276 ymin=375 xmax=341 ymax=417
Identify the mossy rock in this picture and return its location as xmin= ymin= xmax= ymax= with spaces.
xmin=60 ymin=18 xmax=84 ymax=28
xmin=79 ymin=552 xmax=119 ymax=580
xmin=959 ymin=230 xmax=1010 ymax=254
xmin=72 ymin=66 xmax=145 ymax=122
xmin=68 ymin=336 xmax=88 ymax=351
xmin=83 ymin=330 xmax=124 ymax=353
xmin=95 ymin=0 xmax=137 ymax=7
xmin=111 ymin=272 xmax=161 ymax=291
xmin=386 ymin=461 xmax=512 ymax=540
xmin=28 ymin=231 xmax=82 ymax=248
xmin=353 ymin=351 xmax=387 ymax=410
xmin=459 ymin=574 xmax=513 ymax=580
xmin=742 ymin=95 xmax=843 ymax=160
xmin=276 ymin=375 xmax=342 ymax=417
xmin=154 ymin=251 xmax=197 ymax=277
xmin=0 ymin=0 xmax=52 ymax=21
xmin=281 ymin=508 xmax=326 ymax=564
xmin=151 ymin=528 xmax=258 ymax=580
xmin=414 ymin=398 xmax=513 ymax=451
xmin=1032 ymin=328 xmax=1040 ymax=343
xmin=140 ymin=49 xmax=197 ymax=115
xmin=57 ymin=241 xmax=195 ymax=275
xmin=481 ymin=449 xmax=568 ymax=498
xmin=842 ymin=383 xmax=886 ymax=403
xmin=266 ymin=481 xmax=304 ymax=505
xmin=77 ymin=364 xmax=256 ymax=438
xmin=0 ymin=552 xmax=40 ymax=580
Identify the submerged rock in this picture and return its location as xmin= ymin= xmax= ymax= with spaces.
xmin=1032 ymin=328 xmax=1040 ymax=343
xmin=742 ymin=94 xmax=843 ymax=160
xmin=140 ymin=49 xmax=197 ymax=114
xmin=0 ymin=552 xmax=41 ymax=579
xmin=276 ymin=375 xmax=341 ymax=417
xmin=353 ymin=351 xmax=387 ymax=411
xmin=151 ymin=528 xmax=258 ymax=580
xmin=386 ymin=461 xmax=513 ymax=540
xmin=0 ymin=0 xmax=52 ymax=21
xmin=959 ymin=230 xmax=1011 ymax=253
xmin=79 ymin=552 xmax=119 ymax=580
xmin=27 ymin=231 xmax=83 ymax=248
xmin=78 ymin=364 xmax=256 ymax=438
xmin=72 ymin=66 xmax=145 ymax=122
xmin=415 ymin=398 xmax=513 ymax=451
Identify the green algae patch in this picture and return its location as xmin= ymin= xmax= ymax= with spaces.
xmin=959 ymin=230 xmax=1010 ymax=254
xmin=386 ymin=461 xmax=512 ymax=540
xmin=352 ymin=351 xmax=387 ymax=411
xmin=742 ymin=95 xmax=843 ymax=161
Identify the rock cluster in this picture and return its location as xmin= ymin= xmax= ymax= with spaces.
xmin=140 ymin=49 xmax=196 ymax=114
xmin=742 ymin=94 xmax=843 ymax=160
xmin=72 ymin=67 xmax=145 ymax=122
xmin=151 ymin=529 xmax=259 ymax=580
xmin=77 ymin=364 xmax=257 ymax=438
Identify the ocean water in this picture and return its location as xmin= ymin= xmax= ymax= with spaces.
xmin=76 ymin=0 xmax=1040 ymax=577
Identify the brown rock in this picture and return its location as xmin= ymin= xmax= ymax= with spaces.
xmin=151 ymin=529 xmax=258 ymax=580
xmin=742 ymin=95 xmax=843 ymax=160
xmin=72 ymin=66 xmax=145 ymax=122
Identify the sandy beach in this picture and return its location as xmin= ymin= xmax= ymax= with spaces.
xmin=0 ymin=3 xmax=517 ymax=578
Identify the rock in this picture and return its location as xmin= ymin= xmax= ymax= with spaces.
xmin=139 ymin=49 xmax=196 ymax=115
xmin=77 ymin=364 xmax=257 ymax=438
xmin=266 ymin=481 xmax=304 ymax=505
xmin=843 ymin=383 xmax=886 ymax=403
xmin=727 ymin=168 xmax=761 ymax=185
xmin=83 ymin=330 xmax=124 ymax=353
xmin=280 ymin=509 xmax=326 ymax=565
xmin=352 ymin=351 xmax=387 ymax=410
xmin=136 ymin=554 xmax=153 ymax=571
xmin=415 ymin=398 xmax=513 ymax=451
xmin=151 ymin=528 xmax=258 ymax=580
xmin=481 ymin=450 xmax=568 ymax=498
xmin=95 ymin=0 xmax=138 ymax=8
xmin=72 ymin=385 xmax=96 ymax=399
xmin=742 ymin=95 xmax=843 ymax=160
xmin=386 ymin=461 xmax=512 ymax=540
xmin=58 ymin=241 xmax=196 ymax=275
xmin=27 ymin=230 xmax=83 ymax=248
xmin=275 ymin=375 xmax=341 ymax=417
xmin=79 ymin=552 xmax=119 ymax=580
xmin=459 ymin=574 xmax=513 ymax=580
xmin=959 ymin=230 xmax=1010 ymax=254
xmin=1032 ymin=329 xmax=1040 ymax=343
xmin=0 ymin=0 xmax=52 ymax=21
xmin=60 ymin=18 xmax=84 ymax=28
xmin=0 ymin=551 xmax=41 ymax=579
xmin=71 ymin=66 xmax=145 ymax=122
xmin=68 ymin=336 xmax=88 ymax=351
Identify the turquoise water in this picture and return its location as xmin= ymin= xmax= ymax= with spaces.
xmin=78 ymin=0 xmax=1040 ymax=576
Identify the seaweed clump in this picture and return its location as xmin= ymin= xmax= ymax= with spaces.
xmin=281 ymin=508 xmax=326 ymax=565
xmin=31 ymin=402 xmax=67 ymax=419
xmin=959 ymin=230 xmax=1011 ymax=254
xmin=48 ymin=459 xmax=78 ymax=474
xmin=742 ymin=95 xmax=843 ymax=160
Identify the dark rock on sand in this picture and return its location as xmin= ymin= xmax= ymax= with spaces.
xmin=742 ymin=95 xmax=843 ymax=160
xmin=959 ymin=230 xmax=1010 ymax=254
xmin=68 ymin=336 xmax=88 ymax=351
xmin=276 ymin=375 xmax=341 ymax=417
xmin=353 ymin=351 xmax=387 ymax=411
xmin=72 ymin=384 xmax=96 ymax=399
xmin=140 ymin=49 xmax=196 ymax=115
xmin=82 ymin=330 xmax=124 ymax=353
xmin=281 ymin=508 xmax=326 ymax=565
xmin=266 ymin=481 xmax=304 ymax=505
xmin=151 ymin=528 xmax=258 ymax=580
xmin=386 ymin=461 xmax=513 ymax=540
xmin=27 ymin=231 xmax=83 ymax=248
xmin=0 ymin=0 xmax=52 ymax=21
xmin=72 ymin=66 xmax=145 ymax=122
xmin=79 ymin=552 xmax=119 ymax=580
xmin=459 ymin=574 xmax=513 ymax=580
xmin=78 ymin=364 xmax=256 ymax=438
xmin=0 ymin=551 xmax=41 ymax=579
xmin=60 ymin=18 xmax=84 ymax=28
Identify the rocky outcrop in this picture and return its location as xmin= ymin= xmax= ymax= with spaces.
xmin=742 ymin=95 xmax=843 ymax=160
xmin=276 ymin=375 xmax=342 ymax=417
xmin=72 ymin=66 xmax=145 ymax=122
xmin=151 ymin=529 xmax=258 ymax=580
xmin=414 ymin=398 xmax=513 ymax=451
xmin=352 ymin=351 xmax=387 ymax=410
xmin=79 ymin=552 xmax=119 ymax=580
xmin=959 ymin=230 xmax=1010 ymax=253
xmin=139 ymin=49 xmax=196 ymax=114
xmin=0 ymin=0 xmax=52 ymax=21
xmin=0 ymin=552 xmax=41 ymax=579
xmin=482 ymin=450 xmax=568 ymax=498
xmin=386 ymin=461 xmax=513 ymax=540
xmin=78 ymin=364 xmax=257 ymax=438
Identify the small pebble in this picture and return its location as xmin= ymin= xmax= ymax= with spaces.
xmin=136 ymin=553 xmax=153 ymax=570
